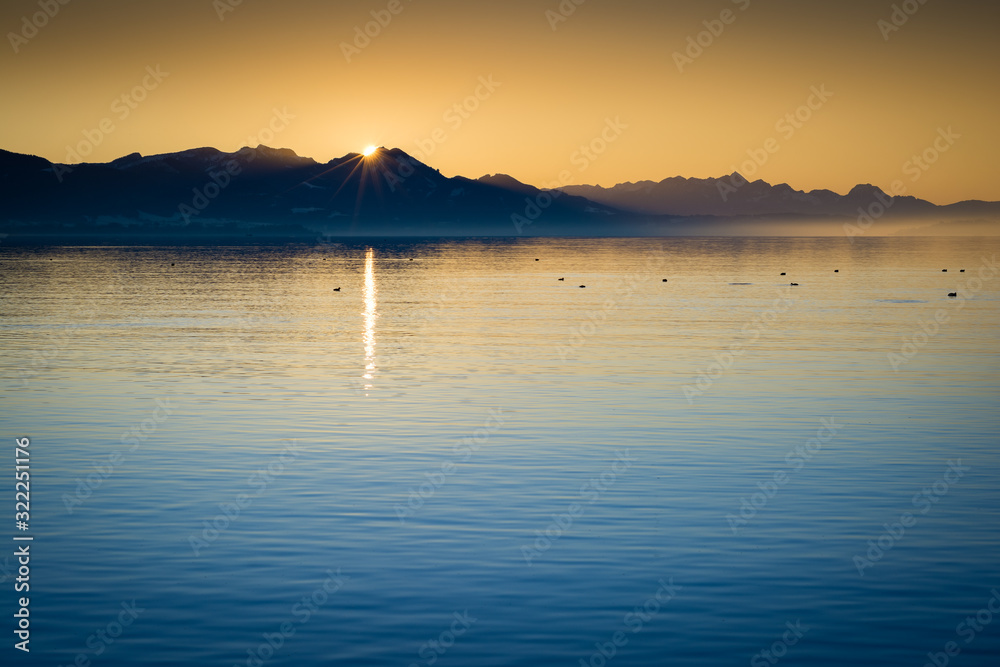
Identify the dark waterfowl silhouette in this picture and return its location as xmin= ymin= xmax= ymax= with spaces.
xmin=558 ymin=278 xmax=564 ymax=281
xmin=333 ymin=287 xmax=341 ymax=292
xmin=790 ymin=282 xmax=799 ymax=286
xmin=834 ymin=270 xmax=839 ymax=273
xmin=579 ymin=285 xmax=586 ymax=288
xmin=780 ymin=272 xmax=786 ymax=276
xmin=960 ymin=269 xmax=965 ymax=272
xmin=662 ymin=279 xmax=668 ymax=282
xmin=948 ymin=292 xmax=957 ymax=297
xmin=942 ymin=269 xmax=948 ymax=272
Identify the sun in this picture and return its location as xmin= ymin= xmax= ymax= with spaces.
xmin=362 ymin=145 xmax=378 ymax=157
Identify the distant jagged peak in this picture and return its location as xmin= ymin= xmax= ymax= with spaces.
xmin=847 ymin=183 xmax=891 ymax=199
xmin=106 ymin=146 xmax=228 ymax=170
xmin=477 ymin=173 xmax=538 ymax=193
xmin=236 ymin=145 xmax=316 ymax=165
xmin=109 ymin=152 xmax=143 ymax=168
xmin=155 ymin=146 xmax=226 ymax=161
xmin=477 ymin=173 xmax=519 ymax=185
xmin=382 ymin=147 xmax=421 ymax=161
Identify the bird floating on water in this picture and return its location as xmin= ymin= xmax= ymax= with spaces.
xmin=790 ymin=282 xmax=799 ymax=286
xmin=333 ymin=287 xmax=341 ymax=292
xmin=948 ymin=292 xmax=957 ymax=297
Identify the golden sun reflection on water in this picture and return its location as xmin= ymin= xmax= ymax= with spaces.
xmin=362 ymin=247 xmax=377 ymax=390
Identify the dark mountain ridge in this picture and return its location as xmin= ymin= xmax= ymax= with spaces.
xmin=557 ymin=175 xmax=997 ymax=219
xmin=1 ymin=146 xmax=997 ymax=242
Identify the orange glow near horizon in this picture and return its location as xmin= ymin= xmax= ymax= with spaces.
xmin=2 ymin=1 xmax=998 ymax=204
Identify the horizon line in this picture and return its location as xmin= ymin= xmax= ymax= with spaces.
xmin=4 ymin=143 xmax=996 ymax=208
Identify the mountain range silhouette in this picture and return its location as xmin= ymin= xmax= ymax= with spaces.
xmin=1 ymin=145 xmax=996 ymax=242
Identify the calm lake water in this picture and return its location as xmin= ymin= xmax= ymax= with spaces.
xmin=2 ymin=236 xmax=999 ymax=666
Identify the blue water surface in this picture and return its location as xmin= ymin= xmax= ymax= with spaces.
xmin=1 ymin=236 xmax=998 ymax=666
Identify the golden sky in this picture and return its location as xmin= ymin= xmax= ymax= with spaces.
xmin=2 ymin=0 xmax=998 ymax=204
